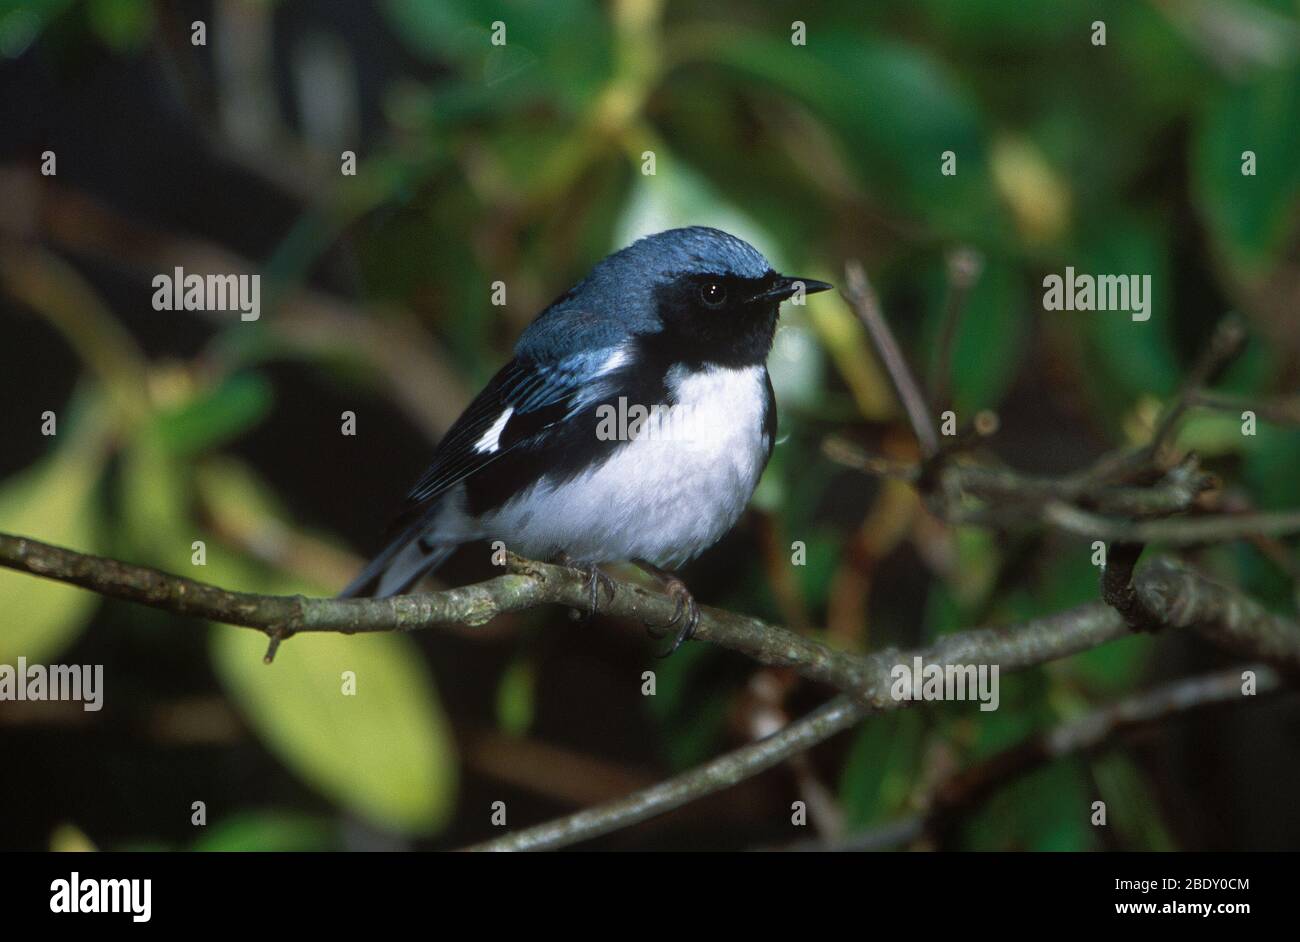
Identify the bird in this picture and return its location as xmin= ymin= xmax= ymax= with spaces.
xmin=341 ymin=226 xmax=832 ymax=653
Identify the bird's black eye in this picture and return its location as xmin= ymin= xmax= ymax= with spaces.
xmin=700 ymin=282 xmax=727 ymax=307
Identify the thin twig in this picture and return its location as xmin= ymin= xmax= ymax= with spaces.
xmin=929 ymin=246 xmax=984 ymax=408
xmin=1191 ymin=390 xmax=1300 ymax=425
xmin=1043 ymin=503 xmax=1300 ymax=546
xmin=1146 ymin=315 xmax=1248 ymax=454
xmin=821 ymin=437 xmax=921 ymax=480
xmin=1083 ymin=316 xmax=1247 ymax=484
xmin=830 ymin=443 xmax=1215 ymax=522
xmin=465 ymin=696 xmax=867 ymax=851
xmin=813 ymin=665 xmax=1282 ymax=851
xmin=842 ymin=260 xmax=940 ymax=458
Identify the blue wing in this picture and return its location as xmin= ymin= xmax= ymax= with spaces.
xmin=404 ymin=344 xmax=623 ymax=506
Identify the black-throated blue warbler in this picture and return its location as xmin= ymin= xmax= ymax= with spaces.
xmin=342 ymin=226 xmax=831 ymax=652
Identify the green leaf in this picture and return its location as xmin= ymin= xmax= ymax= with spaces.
xmin=964 ymin=760 xmax=1096 ymax=850
xmin=382 ymin=0 xmax=611 ymax=112
xmin=702 ymin=33 xmax=1001 ymax=238
xmin=0 ymin=1 xmax=73 ymax=58
xmin=1073 ymin=219 xmax=1180 ymax=412
xmin=965 ymin=670 xmax=1051 ymax=755
xmin=922 ymin=257 xmax=1026 ymax=414
xmin=838 ymin=710 xmax=923 ymax=830
xmin=87 ymin=0 xmax=153 ymax=52
xmin=150 ymin=372 xmax=272 ymax=456
xmin=641 ymin=639 xmax=731 ymax=769
xmin=116 ymin=430 xmax=193 ymax=571
xmin=495 ymin=656 xmax=536 ymax=737
xmin=181 ymin=458 xmax=456 ymax=834
xmin=1176 ymin=409 xmax=1262 ymax=457
xmin=0 ymin=398 xmax=108 ymax=664
xmin=1068 ymin=633 xmax=1154 ymax=696
xmin=49 ymin=822 xmax=97 ymax=852
xmin=1093 ymin=753 xmax=1176 ymax=850
xmin=791 ymin=527 xmax=841 ymax=611
xmin=1194 ymin=62 xmax=1300 ymax=277
xmin=917 ymin=0 xmax=1091 ymax=42
xmin=613 ymin=151 xmax=792 ymax=268
xmin=211 ymin=623 xmax=457 ymax=836
xmin=1243 ymin=424 xmax=1300 ymax=510
xmin=190 ymin=811 xmax=338 ymax=852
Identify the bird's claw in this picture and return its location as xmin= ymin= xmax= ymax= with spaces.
xmin=647 ymin=580 xmax=699 ymax=657
xmin=558 ymin=555 xmax=616 ymax=622
xmin=585 ymin=565 xmax=617 ymax=616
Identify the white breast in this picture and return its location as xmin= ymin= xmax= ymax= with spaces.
xmin=474 ymin=364 xmax=772 ymax=568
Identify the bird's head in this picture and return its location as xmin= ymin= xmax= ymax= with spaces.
xmin=572 ymin=227 xmax=832 ymax=368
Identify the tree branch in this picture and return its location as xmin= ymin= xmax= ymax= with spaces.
xmin=812 ymin=664 xmax=1282 ymax=852
xmin=4 ymin=526 xmax=1299 ymax=852
xmin=1043 ymin=503 xmax=1300 ymax=546
xmin=465 ymin=695 xmax=867 ymax=851
xmin=464 ymin=555 xmax=1300 ymax=850
xmin=1134 ymin=557 xmax=1300 ymax=674
xmin=464 ymin=599 xmax=1131 ymax=851
xmin=1082 ymin=316 xmax=1247 ymax=484
xmin=1192 ymin=390 xmax=1300 ymax=426
xmin=826 ymin=436 xmax=1219 ymax=527
xmin=928 ymin=246 xmax=984 ymax=409
xmin=0 ymin=531 xmax=884 ymax=685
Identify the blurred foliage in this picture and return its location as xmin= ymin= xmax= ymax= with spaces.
xmin=0 ymin=391 xmax=108 ymax=664
xmin=2 ymin=0 xmax=1299 ymax=850
xmin=212 ymin=629 xmax=456 ymax=835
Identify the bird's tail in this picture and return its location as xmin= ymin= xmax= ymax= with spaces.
xmin=339 ymin=522 xmax=457 ymax=599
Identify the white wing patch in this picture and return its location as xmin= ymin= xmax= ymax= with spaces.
xmin=474 ymin=407 xmax=514 ymax=454
xmin=594 ymin=344 xmax=630 ymax=376
xmin=464 ymin=364 xmax=772 ymax=568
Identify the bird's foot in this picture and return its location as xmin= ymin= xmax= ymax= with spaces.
xmin=634 ymin=561 xmax=700 ymax=657
xmin=556 ymin=553 xmax=616 ymax=620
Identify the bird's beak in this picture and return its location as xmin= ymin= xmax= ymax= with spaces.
xmin=750 ymin=275 xmax=834 ymax=304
